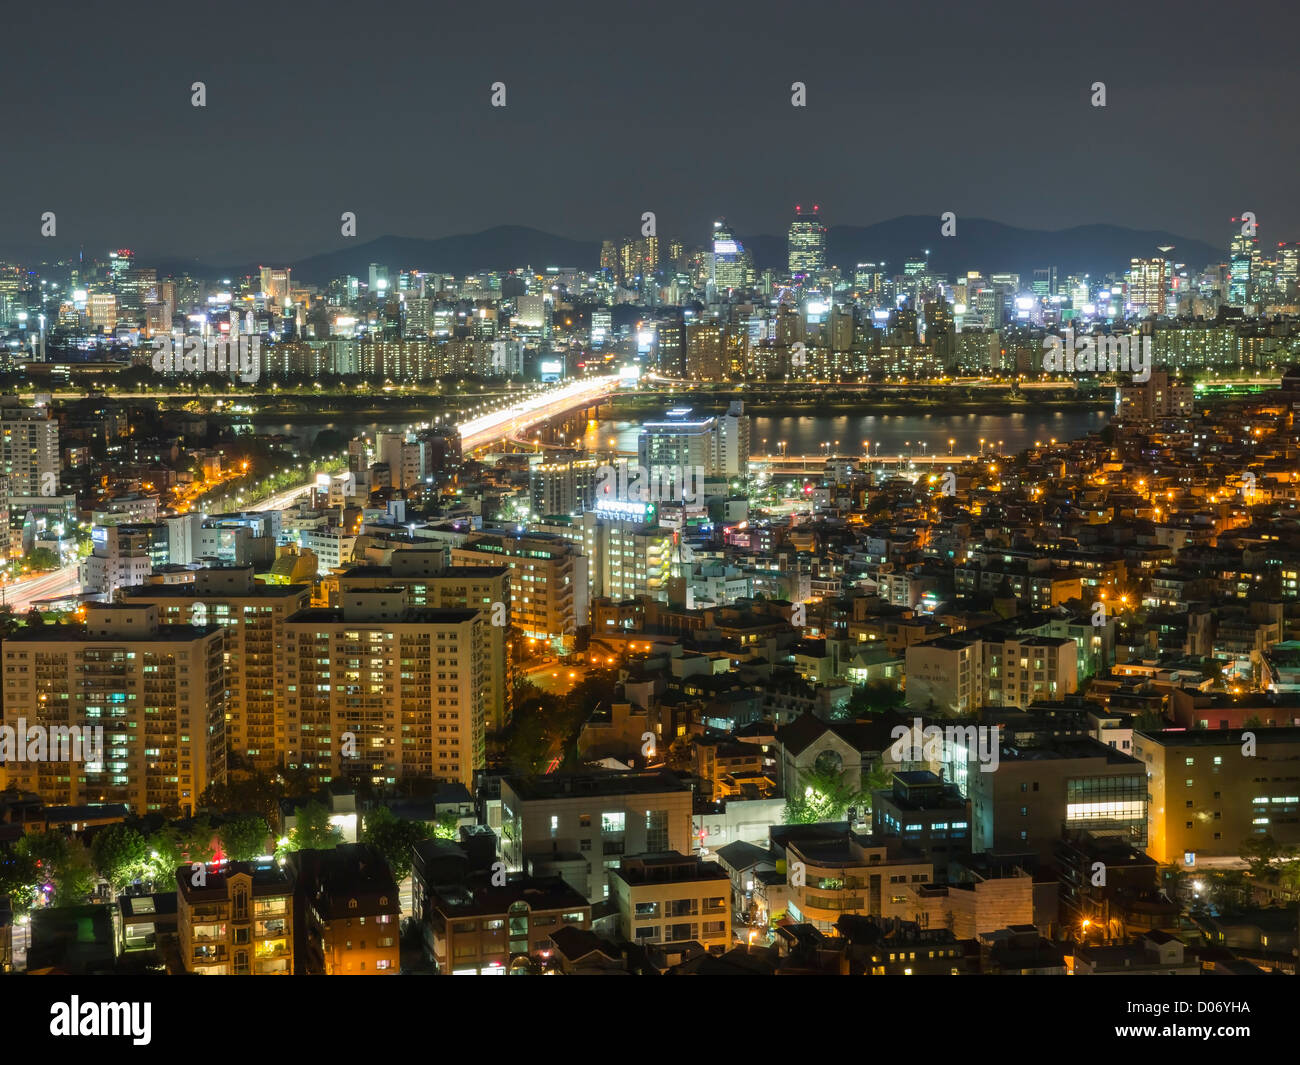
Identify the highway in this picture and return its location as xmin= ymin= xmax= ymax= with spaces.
xmin=458 ymin=375 xmax=620 ymax=453
xmin=4 ymin=563 xmax=82 ymax=612
xmin=253 ymin=480 xmax=319 ymax=511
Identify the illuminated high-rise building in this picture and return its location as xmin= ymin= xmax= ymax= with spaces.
xmin=618 ymin=237 xmax=659 ymax=291
xmin=283 ymin=589 xmax=489 ymax=791
xmin=787 ymin=204 xmax=827 ymax=277
xmin=0 ymin=397 xmax=59 ymax=500
xmin=109 ymin=249 xmax=133 ymax=294
xmin=1229 ymin=221 xmax=1256 ymax=304
xmin=120 ymin=568 xmax=312 ymax=773
xmin=1278 ymin=243 xmax=1299 ymax=298
xmin=260 ymin=266 xmax=292 ymax=305
xmin=1 ymin=603 xmax=226 ymax=816
xmin=87 ymin=292 xmax=118 ymax=333
xmin=710 ymin=219 xmax=751 ymax=293
xmin=1127 ymin=257 xmax=1166 ymax=317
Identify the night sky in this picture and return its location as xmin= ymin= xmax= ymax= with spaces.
xmin=4 ymin=0 xmax=1297 ymax=262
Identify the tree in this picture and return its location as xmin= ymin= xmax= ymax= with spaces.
xmin=859 ymin=758 xmax=895 ymax=811
xmin=219 ymin=815 xmax=270 ymax=862
xmin=288 ymin=801 xmax=343 ymax=851
xmin=1277 ymin=860 xmax=1300 ymax=901
xmin=144 ymin=826 xmax=186 ymax=886
xmin=200 ymin=770 xmax=289 ymax=824
xmin=17 ymin=832 xmax=97 ymax=906
xmin=90 ymin=824 xmax=149 ymax=896
xmin=1240 ymin=834 xmax=1294 ymax=876
xmin=1204 ymin=869 xmax=1251 ymax=913
xmin=0 ymin=845 xmax=39 ymax=910
xmin=52 ymin=839 xmax=97 ymax=906
xmin=362 ymin=806 xmax=430 ymax=883
xmin=783 ymin=765 xmax=867 ymax=825
xmin=838 ymin=680 xmax=904 ymax=720
xmin=177 ymin=817 xmax=217 ymax=866
xmin=22 ymin=547 xmax=61 ymax=572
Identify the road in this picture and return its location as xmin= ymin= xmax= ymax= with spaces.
xmin=4 ymin=563 xmax=82 ymax=612
xmin=458 ymin=375 xmax=619 ymax=453
xmin=255 ymin=480 xmax=319 ymax=511
xmin=202 ymin=477 xmax=320 ymax=515
xmin=522 ymin=661 xmax=583 ymax=696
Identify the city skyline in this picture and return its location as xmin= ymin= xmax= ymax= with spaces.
xmin=0 ymin=212 xmax=1245 ymax=283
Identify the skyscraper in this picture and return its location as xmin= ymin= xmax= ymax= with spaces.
xmin=1229 ymin=221 xmax=1256 ymax=305
xmin=1127 ymin=257 xmax=1167 ymax=317
xmin=710 ymin=219 xmax=752 ymax=293
xmin=260 ymin=266 xmax=292 ymax=305
xmin=787 ymin=204 xmax=827 ymax=277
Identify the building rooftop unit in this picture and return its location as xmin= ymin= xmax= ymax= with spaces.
xmin=176 ymin=861 xmax=293 ymax=902
xmin=1135 ymin=725 xmax=1300 ymax=746
xmin=996 ymin=737 xmax=1144 ymax=766
xmin=503 ymin=769 xmax=692 ymax=802
xmin=612 ymin=852 xmax=730 ymax=886
xmin=427 ymin=874 xmax=588 ymax=918
xmin=882 ymin=771 xmax=965 ymax=812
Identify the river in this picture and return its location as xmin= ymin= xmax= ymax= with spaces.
xmin=238 ymin=405 xmax=1113 ymax=459
xmin=582 ymin=406 xmax=1112 ymax=457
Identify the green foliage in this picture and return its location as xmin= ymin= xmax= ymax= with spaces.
xmin=0 ymin=846 xmax=39 ymax=910
xmin=1132 ymin=708 xmax=1167 ymax=732
xmin=52 ymin=839 xmax=97 ymax=906
xmin=90 ymin=824 xmax=149 ymax=892
xmin=15 ymin=833 xmax=98 ymax=906
xmin=144 ymin=826 xmax=187 ymax=885
xmin=1277 ymin=860 xmax=1300 ymax=901
xmin=362 ymin=806 xmax=431 ymax=883
xmin=288 ymin=800 xmax=344 ymax=852
xmin=859 ymin=758 xmax=895 ymax=810
xmin=219 ymin=815 xmax=270 ymax=862
xmin=1199 ymin=869 xmax=1252 ymax=913
xmin=200 ymin=769 xmax=300 ymax=824
xmin=501 ymin=670 xmax=615 ymax=776
xmin=834 ymin=680 xmax=904 ymax=720
xmin=22 ymin=547 xmax=61 ymax=572
xmin=177 ymin=817 xmax=217 ymax=866
xmin=783 ymin=765 xmax=868 ymax=825
xmin=1240 ymin=834 xmax=1295 ymax=876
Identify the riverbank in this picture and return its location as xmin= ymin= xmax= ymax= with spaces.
xmin=607 ymin=388 xmax=1111 ymax=418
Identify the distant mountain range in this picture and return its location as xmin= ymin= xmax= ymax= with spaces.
xmin=149 ymin=216 xmax=1226 ymax=285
